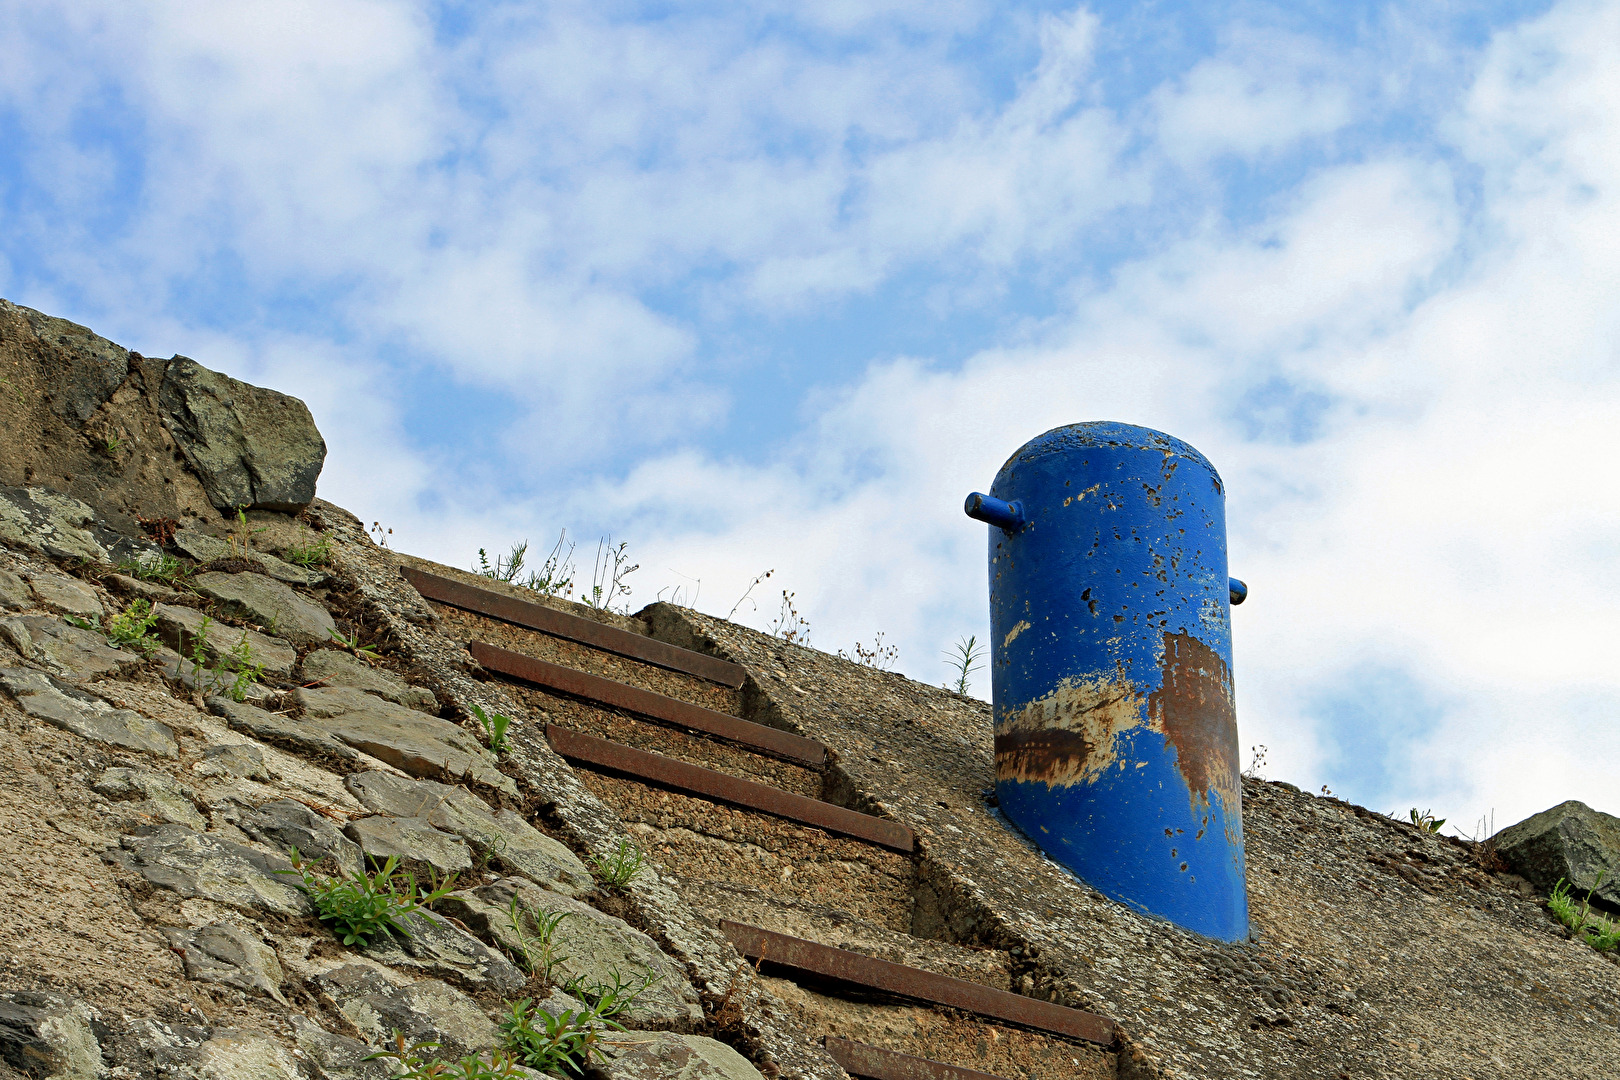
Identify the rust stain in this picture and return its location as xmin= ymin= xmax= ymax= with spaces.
xmin=1147 ymin=630 xmax=1240 ymax=828
xmin=995 ymin=672 xmax=1146 ymax=789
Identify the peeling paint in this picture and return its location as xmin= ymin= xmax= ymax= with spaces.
xmin=1002 ymin=620 xmax=1032 ymax=648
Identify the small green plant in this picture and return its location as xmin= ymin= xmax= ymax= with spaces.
xmin=476 ymin=531 xmax=576 ymax=598
xmin=276 ymin=850 xmax=457 ymax=946
xmin=94 ymin=434 xmax=122 ymax=457
xmin=1409 ymin=808 xmax=1446 ymax=833
xmin=1548 ymin=874 xmax=1620 ymax=952
xmin=588 ymin=839 xmax=646 ymax=890
xmin=64 ymin=614 xmax=100 ymax=632
xmin=581 ymin=536 xmax=638 ymax=613
xmin=364 ymin=1030 xmax=529 ymax=1079
xmin=220 ymin=631 xmax=265 ymax=702
xmin=282 ymin=529 xmax=333 ymax=568
xmin=839 ymin=631 xmax=898 ymax=672
xmin=498 ymin=997 xmax=621 ymax=1076
xmin=329 ymin=626 xmax=382 ymax=664
xmin=507 ymin=897 xmax=571 ymax=982
xmin=943 ymin=634 xmax=983 ymax=695
xmin=469 ymin=703 xmax=512 ymax=754
xmin=116 ymin=552 xmax=190 ymax=588
xmin=106 ymin=599 xmax=162 ymax=658
xmin=564 ymin=966 xmax=656 ymax=1020
xmin=225 ymin=507 xmax=268 ymax=560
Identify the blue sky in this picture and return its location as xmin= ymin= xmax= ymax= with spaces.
xmin=2 ymin=0 xmax=1617 ymax=832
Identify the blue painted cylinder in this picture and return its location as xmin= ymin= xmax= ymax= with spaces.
xmin=967 ymin=421 xmax=1249 ymax=941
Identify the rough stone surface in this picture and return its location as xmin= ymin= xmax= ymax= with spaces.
xmin=442 ymin=878 xmax=704 ymax=1029
xmin=345 ymin=771 xmax=592 ymax=895
xmin=191 ymin=571 xmax=335 ymax=645
xmin=0 ymin=615 xmax=138 ymax=682
xmin=0 ymin=486 xmax=109 ymax=562
xmin=344 ymin=814 xmax=473 ymax=876
xmin=104 ymin=572 xmax=187 ymax=606
xmin=593 ymin=1032 xmax=767 ymax=1080
xmin=1 ymin=666 xmax=179 ymax=756
xmin=0 ymin=991 xmax=103 ymax=1080
xmin=172 ymin=527 xmax=324 ymax=587
xmin=164 ymin=921 xmax=288 ymax=1003
xmin=296 ymin=686 xmax=514 ymax=795
xmin=312 ymin=964 xmax=496 ymax=1060
xmin=105 ymin=824 xmax=311 ymax=917
xmin=302 ymin=648 xmax=437 ymax=713
xmin=153 ymin=602 xmax=298 ymax=676
xmin=237 ymin=797 xmax=365 ymax=876
xmin=289 ymin=1015 xmax=394 ymax=1080
xmin=157 ymin=354 xmax=328 ymax=512
xmin=358 ymin=909 xmax=527 ymax=995
xmin=195 ymin=741 xmax=272 ymax=781
xmin=92 ymin=766 xmax=207 ymax=830
xmin=1496 ymin=800 xmax=1620 ymax=911
xmin=0 ymin=568 xmax=29 ymax=611
xmin=22 ymin=573 xmax=104 ymax=618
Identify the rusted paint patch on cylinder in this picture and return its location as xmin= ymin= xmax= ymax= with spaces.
xmin=994 ymin=672 xmax=1146 ymax=790
xmin=1146 ymin=630 xmax=1240 ymax=832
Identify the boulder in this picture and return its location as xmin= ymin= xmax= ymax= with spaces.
xmin=92 ymin=767 xmax=207 ymax=830
xmin=346 ymin=771 xmax=591 ymax=897
xmin=312 ymin=965 xmax=496 ymax=1060
xmin=0 ymin=667 xmax=179 ymax=756
xmin=153 ymin=603 xmax=298 ymax=676
xmin=163 ymin=921 xmax=288 ymax=1003
xmin=302 ymin=649 xmax=437 ymax=713
xmin=171 ymin=528 xmax=324 ymax=587
xmin=1495 ymin=800 xmax=1620 ymax=911
xmin=194 ymin=742 xmax=272 ymax=781
xmin=237 ymin=798 xmax=364 ymax=877
xmin=0 ymin=991 xmax=103 ymax=1080
xmin=208 ymin=696 xmax=360 ymax=764
xmin=0 ymin=486 xmax=108 ymax=562
xmin=22 ymin=573 xmax=103 ymax=618
xmin=289 ymin=1015 xmax=394 ymax=1080
xmin=157 ymin=355 xmax=327 ymax=512
xmin=358 ymin=909 xmax=526 ymax=995
xmin=106 ymin=824 xmax=310 ymax=917
xmin=440 ymin=878 xmax=703 ymax=1029
xmin=0 ymin=569 xmax=29 ymax=611
xmin=343 ymin=815 xmax=472 ymax=877
xmin=191 ymin=1030 xmax=305 ymax=1080
xmin=296 ymin=687 xmax=515 ymax=795
xmin=593 ymin=1033 xmax=766 ymax=1080
xmin=190 ymin=571 xmax=335 ymax=645
xmin=0 ymin=615 xmax=138 ymax=682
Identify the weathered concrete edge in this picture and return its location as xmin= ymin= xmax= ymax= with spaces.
xmin=326 ymin=525 xmax=846 ymax=1080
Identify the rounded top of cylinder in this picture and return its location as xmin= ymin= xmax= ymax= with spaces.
xmin=995 ymin=421 xmax=1222 ymax=490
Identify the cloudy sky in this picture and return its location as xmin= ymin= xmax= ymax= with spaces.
xmin=2 ymin=0 xmax=1616 ymax=834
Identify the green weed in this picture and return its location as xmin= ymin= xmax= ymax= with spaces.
xmin=1408 ymin=808 xmax=1445 ymax=833
xmin=581 ymin=537 xmax=638 ymax=613
xmin=116 ymin=552 xmax=191 ymax=588
xmin=498 ymin=997 xmax=621 ymax=1076
xmin=943 ymin=634 xmax=983 ymax=695
xmin=588 ymin=839 xmax=645 ymax=891
xmin=469 ymin=703 xmax=512 ymax=754
xmin=506 ymin=897 xmax=571 ymax=983
xmin=1548 ymin=874 xmax=1620 ymax=952
xmin=328 ymin=627 xmax=382 ymax=664
xmin=563 ymin=967 xmax=657 ymax=1020
xmin=363 ymin=1030 xmax=528 ymax=1079
xmin=476 ymin=531 xmax=576 ymax=599
xmin=94 ymin=435 xmax=122 ymax=457
xmin=282 ymin=530 xmax=333 ymax=568
xmin=106 ymin=599 xmax=162 ymax=658
xmin=277 ymin=850 xmax=457 ymax=947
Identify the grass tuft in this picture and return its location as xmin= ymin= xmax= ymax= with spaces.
xmin=276 ymin=850 xmax=457 ymax=947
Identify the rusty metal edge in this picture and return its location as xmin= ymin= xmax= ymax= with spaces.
xmin=823 ymin=1038 xmax=1011 ymax=1080
xmin=546 ymin=726 xmax=913 ymax=854
xmin=474 ymin=641 xmax=826 ymax=767
xmin=720 ymin=921 xmax=1115 ymax=1048
xmin=403 ymin=566 xmax=746 ymax=687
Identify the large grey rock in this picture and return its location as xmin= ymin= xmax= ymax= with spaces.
xmin=4 ymin=300 xmax=130 ymax=424
xmin=440 ymin=878 xmax=703 ymax=1029
xmin=302 ymin=649 xmax=436 ymax=713
xmin=163 ymin=921 xmax=287 ymax=1003
xmin=358 ymin=909 xmax=526 ymax=994
xmin=346 ymin=771 xmax=591 ymax=896
xmin=194 ymin=742 xmax=271 ymax=781
xmin=289 ymin=1015 xmax=394 ymax=1080
xmin=0 ymin=615 xmax=137 ymax=682
xmin=106 ymin=824 xmax=310 ymax=917
xmin=1496 ymin=800 xmax=1620 ymax=911
xmin=208 ymin=695 xmax=360 ymax=764
xmin=0 ymin=991 xmax=103 ymax=1080
xmin=344 ymin=815 xmax=472 ymax=877
xmin=0 ymin=667 xmax=179 ymax=756
xmin=190 ymin=1031 xmax=305 ymax=1079
xmin=237 ymin=798 xmax=364 ymax=876
xmin=0 ymin=486 xmax=108 ymax=562
xmin=593 ymin=1033 xmax=766 ymax=1080
xmin=153 ymin=603 xmax=298 ymax=676
xmin=171 ymin=528 xmax=324 ymax=587
xmin=92 ymin=767 xmax=206 ymax=830
xmin=312 ymin=965 xmax=495 ymax=1060
xmin=296 ymin=687 xmax=515 ymax=795
xmin=22 ymin=573 xmax=103 ymax=618
xmin=157 ymin=355 xmax=327 ymax=512
xmin=191 ymin=571 xmax=335 ymax=644
xmin=0 ymin=569 xmax=29 ymax=611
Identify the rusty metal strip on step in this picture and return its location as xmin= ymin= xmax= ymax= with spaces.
xmin=403 ymin=566 xmax=746 ymax=687
xmin=546 ymin=726 xmax=913 ymax=853
xmin=721 ymin=922 xmax=1115 ymax=1047
xmin=824 ymin=1039 xmax=1010 ymax=1080
xmin=476 ymin=641 xmax=825 ymax=767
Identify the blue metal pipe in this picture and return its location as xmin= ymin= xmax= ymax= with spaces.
xmin=1229 ymin=578 xmax=1248 ymax=606
xmin=966 ymin=421 xmax=1250 ymax=942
